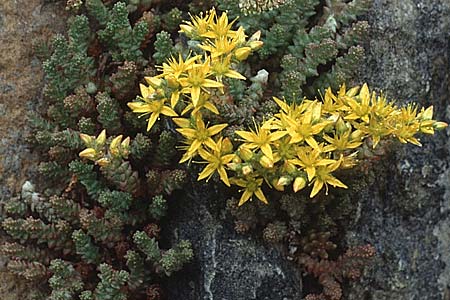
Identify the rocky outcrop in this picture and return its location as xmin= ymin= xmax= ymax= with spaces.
xmin=345 ymin=1 xmax=450 ymax=299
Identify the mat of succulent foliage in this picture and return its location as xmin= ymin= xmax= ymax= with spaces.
xmin=1 ymin=0 xmax=446 ymax=300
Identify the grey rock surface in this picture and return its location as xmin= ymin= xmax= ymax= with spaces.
xmin=165 ymin=183 xmax=303 ymax=299
xmin=0 ymin=0 xmax=66 ymax=299
xmin=346 ymin=0 xmax=450 ymax=299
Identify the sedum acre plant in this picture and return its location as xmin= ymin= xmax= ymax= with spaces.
xmin=119 ymin=9 xmax=448 ymax=207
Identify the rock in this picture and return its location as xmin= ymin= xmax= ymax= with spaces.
xmin=0 ymin=0 xmax=66 ymax=201
xmin=0 ymin=0 xmax=66 ymax=299
xmin=165 ymin=183 xmax=303 ymax=299
xmin=346 ymin=0 xmax=450 ymax=299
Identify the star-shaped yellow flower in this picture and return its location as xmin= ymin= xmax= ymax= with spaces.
xmin=310 ymin=158 xmax=347 ymax=198
xmin=178 ymin=58 xmax=224 ymax=107
xmin=174 ymin=116 xmax=227 ymax=163
xmin=128 ymin=83 xmax=178 ymax=131
xmin=197 ymin=137 xmax=235 ymax=186
xmin=231 ymin=176 xmax=268 ymax=206
xmin=236 ymin=122 xmax=287 ymax=162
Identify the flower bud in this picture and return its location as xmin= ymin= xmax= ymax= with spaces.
xmin=226 ymin=162 xmax=240 ymax=171
xmin=96 ymin=130 xmax=107 ymax=146
xmin=96 ymin=157 xmax=110 ymax=167
xmin=272 ymin=178 xmax=285 ymax=191
xmin=238 ymin=147 xmax=253 ymax=161
xmin=110 ymin=135 xmax=123 ymax=156
xmin=166 ymin=75 xmax=179 ymax=89
xmin=235 ymin=47 xmax=252 ymax=61
xmin=79 ymin=148 xmax=97 ymax=160
xmin=144 ymin=76 xmax=162 ymax=88
xmin=249 ymin=30 xmax=261 ymax=42
xmin=232 ymin=154 xmax=242 ymax=164
xmin=283 ymin=161 xmax=297 ymax=174
xmin=121 ymin=137 xmax=131 ymax=149
xmin=242 ymin=164 xmax=253 ymax=175
xmin=221 ymin=137 xmax=233 ymax=154
xmin=293 ymin=177 xmax=307 ymax=193
xmin=434 ymin=121 xmax=448 ymax=130
xmin=335 ymin=117 xmax=347 ymax=135
xmin=350 ymin=129 xmax=364 ymax=141
xmin=248 ymin=40 xmax=263 ymax=51
xmin=80 ymin=133 xmax=93 ymax=146
xmin=277 ymin=176 xmax=291 ymax=186
xmin=259 ymin=155 xmax=274 ymax=169
xmin=419 ymin=106 xmax=433 ymax=120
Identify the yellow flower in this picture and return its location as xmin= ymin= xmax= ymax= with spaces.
xmin=236 ymin=121 xmax=287 ymax=161
xmin=202 ymin=10 xmax=237 ymax=39
xmin=344 ymin=83 xmax=372 ymax=123
xmin=310 ymin=159 xmax=348 ymax=198
xmin=158 ymin=53 xmax=200 ymax=79
xmin=291 ymin=147 xmax=335 ymax=181
xmin=278 ymin=104 xmax=329 ymax=150
xmin=199 ymin=37 xmax=238 ymax=58
xmin=231 ymin=176 xmax=268 ymax=206
xmin=181 ymin=92 xmax=219 ymax=116
xmin=179 ymin=10 xmax=215 ymax=39
xmin=197 ymin=138 xmax=235 ymax=186
xmin=127 ymin=99 xmax=178 ymax=131
xmin=174 ymin=116 xmax=228 ymax=163
xmin=322 ymin=130 xmax=363 ymax=152
xmin=178 ymin=58 xmax=224 ymax=107
xmin=210 ymin=54 xmax=246 ymax=82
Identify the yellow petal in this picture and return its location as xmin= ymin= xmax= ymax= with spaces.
xmin=161 ymin=106 xmax=178 ymax=117
xmin=273 ymin=97 xmax=289 ymax=113
xmin=305 ymin=167 xmax=316 ymax=181
xmin=187 ymin=139 xmax=202 ymax=155
xmin=198 ymin=163 xmax=216 ymax=181
xmin=238 ymin=189 xmax=253 ymax=206
xmin=144 ymin=76 xmax=162 ymax=88
xmin=146 ymin=113 xmax=159 ymax=131
xmin=254 ymin=188 xmax=268 ymax=204
xmin=191 ymin=86 xmax=201 ymax=107
xmin=176 ymin=128 xmax=197 ymax=139
xmin=327 ymin=177 xmax=348 ymax=189
xmin=236 ymin=130 xmax=256 ymax=142
xmin=173 ymin=118 xmax=191 ymax=128
xmin=310 ymin=180 xmax=324 ymax=198
xmin=204 ymin=101 xmax=219 ymax=114
xmin=171 ymin=91 xmax=181 ymax=108
xmin=140 ymin=83 xmax=149 ymax=99
xmin=202 ymin=79 xmax=224 ymax=88
xmin=127 ymin=102 xmax=152 ymax=113
xmin=269 ymin=131 xmax=288 ymax=142
xmin=208 ymin=123 xmax=228 ymax=136
xmin=225 ymin=69 xmax=246 ymax=80
xmin=260 ymin=144 xmax=273 ymax=161
xmin=218 ymin=167 xmax=230 ymax=187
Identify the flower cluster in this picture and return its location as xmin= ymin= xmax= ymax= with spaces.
xmin=230 ymin=84 xmax=447 ymax=204
xmin=127 ymin=8 xmax=263 ymax=132
xmin=124 ymin=10 xmax=447 ymax=207
xmin=79 ymin=129 xmax=130 ymax=166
